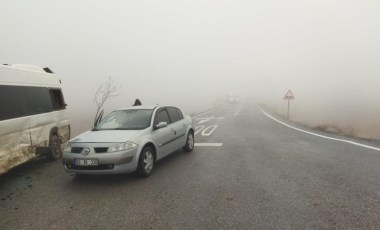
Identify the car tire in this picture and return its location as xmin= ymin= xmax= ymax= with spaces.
xmin=47 ymin=134 xmax=62 ymax=161
xmin=183 ymin=131 xmax=194 ymax=153
xmin=137 ymin=146 xmax=155 ymax=177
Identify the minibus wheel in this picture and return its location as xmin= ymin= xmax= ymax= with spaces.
xmin=47 ymin=135 xmax=62 ymax=160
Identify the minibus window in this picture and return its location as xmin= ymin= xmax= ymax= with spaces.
xmin=24 ymin=87 xmax=53 ymax=115
xmin=0 ymin=85 xmax=26 ymax=120
xmin=50 ymin=89 xmax=66 ymax=110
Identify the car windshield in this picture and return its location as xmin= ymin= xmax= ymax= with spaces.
xmin=95 ymin=109 xmax=153 ymax=130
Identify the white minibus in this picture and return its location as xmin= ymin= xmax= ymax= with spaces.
xmin=0 ymin=64 xmax=70 ymax=174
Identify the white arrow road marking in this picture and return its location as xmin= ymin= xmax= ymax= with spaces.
xmin=195 ymin=125 xmax=205 ymax=135
xmin=260 ymin=107 xmax=380 ymax=152
xmin=201 ymin=125 xmax=218 ymax=136
xmin=195 ymin=143 xmax=223 ymax=147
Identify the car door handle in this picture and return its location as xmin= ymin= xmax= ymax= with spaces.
xmin=182 ymin=123 xmax=186 ymax=126
xmin=170 ymin=129 xmax=176 ymax=135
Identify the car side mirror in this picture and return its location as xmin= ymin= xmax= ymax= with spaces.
xmin=155 ymin=122 xmax=168 ymax=129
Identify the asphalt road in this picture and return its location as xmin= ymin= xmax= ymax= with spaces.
xmin=1 ymin=101 xmax=380 ymax=229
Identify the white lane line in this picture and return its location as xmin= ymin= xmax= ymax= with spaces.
xmin=196 ymin=116 xmax=224 ymax=121
xmin=234 ymin=99 xmax=245 ymax=116
xmin=193 ymin=107 xmax=219 ymax=118
xmin=195 ymin=143 xmax=223 ymax=147
xmin=197 ymin=116 xmax=215 ymax=124
xmin=259 ymin=107 xmax=380 ymax=152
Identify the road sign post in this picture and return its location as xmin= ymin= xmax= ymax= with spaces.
xmin=283 ymin=90 xmax=295 ymax=120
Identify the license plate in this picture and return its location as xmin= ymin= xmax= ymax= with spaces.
xmin=74 ymin=159 xmax=98 ymax=166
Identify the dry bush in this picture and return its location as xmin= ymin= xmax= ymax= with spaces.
xmin=342 ymin=126 xmax=359 ymax=138
xmin=314 ymin=124 xmax=343 ymax=135
xmin=314 ymin=124 xmax=359 ymax=138
xmin=93 ymin=77 xmax=121 ymax=125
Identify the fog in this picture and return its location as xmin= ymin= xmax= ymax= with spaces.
xmin=1 ymin=0 xmax=379 ymax=139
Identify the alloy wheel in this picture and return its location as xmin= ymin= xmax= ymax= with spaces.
xmin=143 ymin=151 xmax=154 ymax=173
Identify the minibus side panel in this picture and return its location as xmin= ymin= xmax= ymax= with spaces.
xmin=29 ymin=111 xmax=70 ymax=148
xmin=0 ymin=118 xmax=33 ymax=174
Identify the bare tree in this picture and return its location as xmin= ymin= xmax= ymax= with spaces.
xmin=93 ymin=77 xmax=121 ymax=126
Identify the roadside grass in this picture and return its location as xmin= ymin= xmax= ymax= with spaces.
xmin=259 ymin=103 xmax=363 ymax=139
xmin=313 ymin=124 xmax=359 ymax=138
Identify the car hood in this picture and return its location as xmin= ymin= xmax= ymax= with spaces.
xmin=70 ymin=130 xmax=142 ymax=143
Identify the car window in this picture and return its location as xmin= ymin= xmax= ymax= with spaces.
xmin=154 ymin=109 xmax=171 ymax=125
xmin=96 ymin=109 xmax=153 ymax=130
xmin=176 ymin=108 xmax=184 ymax=120
xmin=167 ymin=107 xmax=181 ymax=123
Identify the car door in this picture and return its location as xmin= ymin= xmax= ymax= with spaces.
xmin=166 ymin=107 xmax=187 ymax=149
xmin=176 ymin=108 xmax=188 ymax=147
xmin=152 ymin=108 xmax=176 ymax=159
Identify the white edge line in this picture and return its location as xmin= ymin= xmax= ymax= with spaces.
xmin=195 ymin=143 xmax=223 ymax=147
xmin=259 ymin=107 xmax=380 ymax=152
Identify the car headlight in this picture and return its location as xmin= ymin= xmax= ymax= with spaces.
xmin=108 ymin=142 xmax=138 ymax=153
xmin=64 ymin=143 xmax=72 ymax=152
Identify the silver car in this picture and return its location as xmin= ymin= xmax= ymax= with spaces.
xmin=62 ymin=106 xmax=194 ymax=177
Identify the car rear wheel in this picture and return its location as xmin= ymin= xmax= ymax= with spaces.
xmin=47 ymin=134 xmax=62 ymax=160
xmin=183 ymin=131 xmax=194 ymax=153
xmin=137 ymin=146 xmax=155 ymax=177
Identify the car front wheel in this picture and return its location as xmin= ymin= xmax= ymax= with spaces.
xmin=137 ymin=146 xmax=155 ymax=177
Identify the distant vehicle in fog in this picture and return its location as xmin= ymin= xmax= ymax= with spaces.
xmin=62 ymin=106 xmax=194 ymax=177
xmin=0 ymin=64 xmax=70 ymax=175
xmin=227 ymin=94 xmax=240 ymax=104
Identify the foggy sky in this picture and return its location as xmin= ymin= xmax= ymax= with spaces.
xmin=1 ymin=0 xmax=379 ymax=137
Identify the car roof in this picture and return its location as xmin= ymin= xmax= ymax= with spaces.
xmin=114 ymin=105 xmax=179 ymax=111
xmin=114 ymin=106 xmax=157 ymax=111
